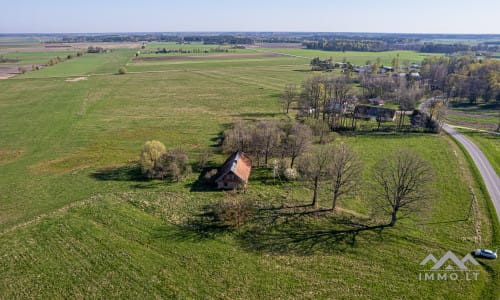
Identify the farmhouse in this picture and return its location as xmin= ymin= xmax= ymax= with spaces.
xmin=368 ymin=98 xmax=385 ymax=106
xmin=326 ymin=98 xmax=355 ymax=113
xmin=354 ymin=105 xmax=396 ymax=122
xmin=215 ymin=150 xmax=252 ymax=189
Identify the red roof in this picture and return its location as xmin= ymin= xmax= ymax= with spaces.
xmin=215 ymin=151 xmax=252 ymax=183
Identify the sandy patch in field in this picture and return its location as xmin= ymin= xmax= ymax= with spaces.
xmin=0 ymin=149 xmax=24 ymax=165
xmin=65 ymin=77 xmax=88 ymax=82
xmin=0 ymin=74 xmax=15 ymax=80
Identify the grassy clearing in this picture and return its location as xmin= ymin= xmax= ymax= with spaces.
xmin=15 ymin=49 xmax=136 ymax=78
xmin=0 ymin=47 xmax=498 ymax=299
xmin=256 ymin=48 xmax=436 ymax=65
xmin=141 ymin=41 xmax=255 ymax=56
xmin=458 ymin=129 xmax=500 ymax=176
xmin=1 ymin=51 xmax=75 ymax=65
xmin=447 ymin=102 xmax=499 ymax=131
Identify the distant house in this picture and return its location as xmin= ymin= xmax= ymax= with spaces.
xmin=326 ymin=98 xmax=350 ymax=113
xmin=354 ymin=105 xmax=396 ymax=122
xmin=410 ymin=72 xmax=421 ymax=79
xmin=368 ymin=98 xmax=385 ymax=106
xmin=380 ymin=66 xmax=393 ymax=73
xmin=215 ymin=150 xmax=252 ymax=190
xmin=353 ymin=65 xmax=372 ymax=73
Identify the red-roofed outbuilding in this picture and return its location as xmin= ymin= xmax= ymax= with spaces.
xmin=215 ymin=151 xmax=252 ymax=189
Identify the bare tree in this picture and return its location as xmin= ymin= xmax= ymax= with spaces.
xmin=305 ymin=119 xmax=332 ymax=145
xmin=254 ymin=120 xmax=280 ymax=166
xmin=373 ymin=149 xmax=433 ymax=227
xmin=397 ymin=78 xmax=421 ymax=129
xmin=162 ymin=148 xmax=191 ymax=182
xmin=222 ymin=122 xmax=253 ymax=153
xmin=301 ymin=75 xmax=323 ymax=119
xmin=280 ymin=83 xmax=298 ymax=114
xmin=298 ymin=145 xmax=334 ymax=208
xmin=197 ymin=148 xmax=213 ymax=171
xmin=427 ymin=99 xmax=448 ymax=132
xmin=333 ymin=76 xmax=352 ymax=103
xmin=286 ymin=123 xmax=312 ymax=168
xmin=329 ymin=144 xmax=363 ymax=210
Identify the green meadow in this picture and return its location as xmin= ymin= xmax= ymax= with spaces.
xmin=2 ymin=51 xmax=76 ymax=65
xmin=0 ymin=46 xmax=499 ymax=299
xmin=459 ymin=129 xmax=500 ymax=176
xmin=256 ymin=48 xmax=437 ymax=65
xmin=448 ymin=102 xmax=500 ymax=132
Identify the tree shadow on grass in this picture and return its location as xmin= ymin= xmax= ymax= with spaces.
xmin=235 ymin=112 xmax=282 ymax=119
xmin=91 ymin=164 xmax=145 ymax=181
xmin=90 ymin=164 xmax=164 ymax=189
xmin=236 ymin=207 xmax=388 ymax=255
xmin=153 ymin=204 xmax=234 ymax=242
xmin=158 ymin=199 xmax=389 ymax=255
xmin=188 ymin=166 xmax=219 ymax=192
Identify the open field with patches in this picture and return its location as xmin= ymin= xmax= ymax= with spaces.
xmin=252 ymin=47 xmax=438 ymax=65
xmin=447 ymin=102 xmax=500 ymax=132
xmin=0 ymin=40 xmax=142 ymax=78
xmin=0 ymin=44 xmax=499 ymax=299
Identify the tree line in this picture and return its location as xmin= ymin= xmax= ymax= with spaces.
xmin=420 ymin=56 xmax=500 ymax=103
xmin=303 ymin=39 xmax=499 ymax=54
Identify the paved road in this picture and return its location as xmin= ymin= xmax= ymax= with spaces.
xmin=442 ymin=124 xmax=500 ymax=222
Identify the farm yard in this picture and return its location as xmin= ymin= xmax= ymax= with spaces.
xmin=0 ymin=39 xmax=499 ymax=299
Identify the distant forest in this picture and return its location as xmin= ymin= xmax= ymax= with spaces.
xmin=302 ymin=40 xmax=499 ymax=54
xmin=16 ymin=32 xmax=498 ymax=54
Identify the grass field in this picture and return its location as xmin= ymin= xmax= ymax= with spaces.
xmin=1 ymin=51 xmax=76 ymax=65
xmin=447 ymin=102 xmax=500 ymax=131
xmin=458 ymin=129 xmax=500 ymax=176
xmin=0 ymin=46 xmax=499 ymax=299
xmin=255 ymin=48 xmax=437 ymax=65
xmin=141 ymin=42 xmax=255 ymax=56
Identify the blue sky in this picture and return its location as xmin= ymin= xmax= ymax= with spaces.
xmin=2 ymin=0 xmax=499 ymax=34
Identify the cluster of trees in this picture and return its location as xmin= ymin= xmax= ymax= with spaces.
xmin=419 ymin=43 xmax=499 ymax=54
xmin=222 ymin=120 xmax=314 ymax=169
xmin=419 ymin=43 xmax=470 ymax=54
xmin=303 ymin=39 xmax=500 ymax=54
xmin=139 ymin=140 xmax=191 ymax=181
xmin=222 ymin=120 xmax=364 ymax=211
xmin=420 ymin=56 xmax=500 ymax=103
xmin=304 ymin=40 xmax=391 ymax=52
xmin=117 ymin=67 xmax=127 ymax=75
xmin=310 ymin=57 xmax=335 ymax=71
xmin=297 ymin=145 xmax=433 ymax=228
xmin=200 ymin=35 xmax=254 ymax=45
xmin=222 ymin=120 xmax=433 ymax=227
xmin=283 ymin=70 xmax=447 ymax=132
xmin=87 ymin=46 xmax=107 ymax=54
xmin=297 ymin=143 xmax=363 ymax=210
xmin=0 ymin=56 xmax=19 ymax=63
xmin=299 ymin=74 xmax=352 ymax=119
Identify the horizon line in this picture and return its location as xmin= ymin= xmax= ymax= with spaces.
xmin=1 ymin=31 xmax=500 ymax=36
